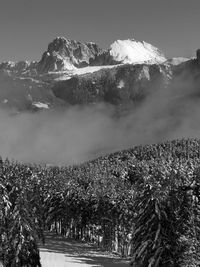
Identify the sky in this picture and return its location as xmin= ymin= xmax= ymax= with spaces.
xmin=0 ymin=0 xmax=200 ymax=61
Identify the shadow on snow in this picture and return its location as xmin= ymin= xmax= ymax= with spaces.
xmin=39 ymin=232 xmax=129 ymax=267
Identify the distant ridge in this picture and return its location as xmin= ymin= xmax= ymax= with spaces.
xmin=0 ymin=36 xmax=167 ymax=73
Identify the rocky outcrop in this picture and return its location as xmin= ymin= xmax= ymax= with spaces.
xmin=89 ymin=50 xmax=118 ymax=66
xmin=196 ymin=49 xmax=200 ymax=63
xmin=37 ymin=37 xmax=104 ymax=73
xmin=0 ymin=61 xmax=37 ymax=75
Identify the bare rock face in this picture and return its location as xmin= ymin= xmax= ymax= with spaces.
xmin=196 ymin=49 xmax=200 ymax=62
xmin=89 ymin=50 xmax=118 ymax=66
xmin=37 ymin=37 xmax=103 ymax=73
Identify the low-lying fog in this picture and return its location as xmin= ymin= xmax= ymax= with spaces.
xmin=1 ymin=75 xmax=200 ymax=165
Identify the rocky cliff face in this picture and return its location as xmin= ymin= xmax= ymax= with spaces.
xmin=37 ymin=37 xmax=104 ymax=72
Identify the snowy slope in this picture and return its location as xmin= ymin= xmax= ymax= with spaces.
xmin=109 ymin=39 xmax=166 ymax=64
xmin=165 ymin=57 xmax=190 ymax=66
xmin=53 ymin=64 xmax=121 ymax=81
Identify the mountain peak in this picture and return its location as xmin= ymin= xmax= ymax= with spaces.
xmin=0 ymin=36 xmax=168 ymax=75
xmin=37 ymin=37 xmax=103 ymax=73
xmin=37 ymin=37 xmax=167 ymax=73
xmin=109 ymin=39 xmax=166 ymax=64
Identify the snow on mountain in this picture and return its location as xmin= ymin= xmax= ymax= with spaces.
xmin=0 ymin=35 xmax=198 ymax=112
xmin=54 ymin=64 xmax=121 ymax=81
xmin=166 ymin=57 xmax=190 ymax=66
xmin=0 ymin=37 xmax=167 ymax=77
xmin=37 ymin=37 xmax=103 ymax=73
xmin=32 ymin=102 xmax=49 ymax=109
xmin=36 ymin=37 xmax=168 ymax=73
xmin=109 ymin=39 xmax=166 ymax=64
xmin=117 ymin=80 xmax=125 ymax=89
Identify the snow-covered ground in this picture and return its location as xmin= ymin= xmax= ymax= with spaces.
xmin=39 ymin=233 xmax=129 ymax=267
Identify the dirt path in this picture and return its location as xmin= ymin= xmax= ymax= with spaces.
xmin=39 ymin=232 xmax=129 ymax=267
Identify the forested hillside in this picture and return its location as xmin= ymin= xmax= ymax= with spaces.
xmin=1 ymin=138 xmax=200 ymax=266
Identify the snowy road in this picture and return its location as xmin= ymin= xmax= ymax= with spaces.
xmin=39 ymin=233 xmax=129 ymax=267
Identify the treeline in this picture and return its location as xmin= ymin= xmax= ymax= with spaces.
xmin=1 ymin=138 xmax=200 ymax=266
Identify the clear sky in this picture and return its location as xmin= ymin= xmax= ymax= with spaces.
xmin=0 ymin=0 xmax=200 ymax=61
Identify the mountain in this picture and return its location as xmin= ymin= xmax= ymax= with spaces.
xmin=0 ymin=36 xmax=199 ymax=112
xmin=109 ymin=39 xmax=166 ymax=64
xmin=52 ymin=63 xmax=170 ymax=105
xmin=36 ymin=37 xmax=167 ymax=73
xmin=37 ymin=37 xmax=104 ymax=73
xmin=1 ymin=36 xmax=200 ymax=166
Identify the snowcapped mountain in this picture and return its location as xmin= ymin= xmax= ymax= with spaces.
xmin=0 ymin=35 xmax=198 ymax=111
xmin=0 ymin=37 xmax=167 ymax=75
xmin=109 ymin=39 xmax=166 ymax=64
xmin=36 ymin=37 xmax=167 ymax=72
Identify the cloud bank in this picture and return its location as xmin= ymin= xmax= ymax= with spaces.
xmin=0 ymin=74 xmax=199 ymax=165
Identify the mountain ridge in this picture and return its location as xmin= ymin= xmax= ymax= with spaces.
xmin=0 ymin=36 xmax=167 ymax=74
xmin=0 ymin=36 xmax=199 ymax=112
